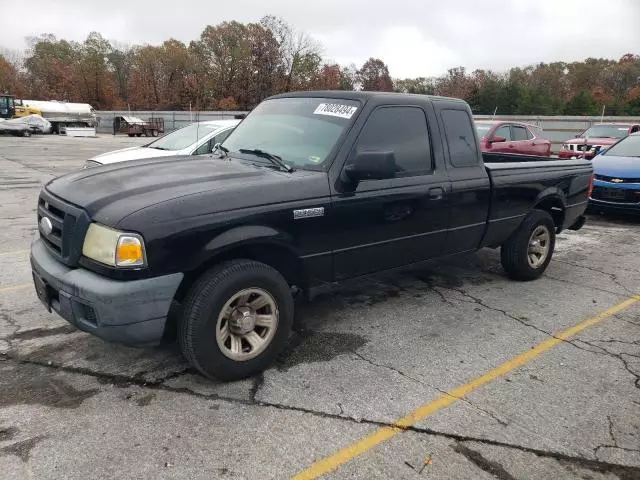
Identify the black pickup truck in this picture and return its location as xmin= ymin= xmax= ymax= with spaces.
xmin=30 ymin=91 xmax=593 ymax=380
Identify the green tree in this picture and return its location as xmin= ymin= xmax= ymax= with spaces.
xmin=564 ymin=90 xmax=598 ymax=115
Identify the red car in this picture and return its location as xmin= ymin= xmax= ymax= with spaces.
xmin=559 ymin=123 xmax=640 ymax=160
xmin=475 ymin=121 xmax=552 ymax=156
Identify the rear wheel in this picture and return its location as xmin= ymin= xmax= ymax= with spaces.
xmin=178 ymin=260 xmax=294 ymax=381
xmin=500 ymin=210 xmax=555 ymax=281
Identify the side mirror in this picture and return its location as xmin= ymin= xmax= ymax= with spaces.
xmin=574 ymin=134 xmax=582 ymax=138
xmin=344 ymin=150 xmax=396 ymax=182
xmin=489 ymin=135 xmax=506 ymax=144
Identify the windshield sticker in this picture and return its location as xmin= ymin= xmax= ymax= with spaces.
xmin=308 ymin=155 xmax=322 ymax=164
xmin=313 ymin=103 xmax=358 ymax=119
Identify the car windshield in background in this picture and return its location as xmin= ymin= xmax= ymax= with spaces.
xmin=222 ymin=97 xmax=361 ymax=169
xmin=602 ymin=135 xmax=640 ymax=158
xmin=475 ymin=123 xmax=493 ymax=137
xmin=147 ymin=123 xmax=219 ymax=151
xmin=583 ymin=125 xmax=629 ymax=139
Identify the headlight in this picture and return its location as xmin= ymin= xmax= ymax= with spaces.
xmin=83 ymin=160 xmax=102 ymax=169
xmin=82 ymin=223 xmax=146 ymax=267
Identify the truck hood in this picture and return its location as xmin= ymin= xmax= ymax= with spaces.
xmin=45 ymin=155 xmax=327 ymax=227
xmin=566 ymin=137 xmax=619 ymax=146
xmin=592 ymin=155 xmax=640 ymax=178
xmin=90 ymin=146 xmax=180 ymax=164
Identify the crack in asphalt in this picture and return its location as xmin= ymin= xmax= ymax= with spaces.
xmin=432 ymin=285 xmax=563 ymax=342
xmin=0 ymin=312 xmax=20 ymax=351
xmin=592 ymin=415 xmax=640 ymax=461
xmin=419 ymin=285 xmax=640 ymax=394
xmin=453 ymin=443 xmax=518 ymax=480
xmin=567 ymin=339 xmax=640 ymax=390
xmin=553 ymin=259 xmax=636 ymax=296
xmin=613 ymin=314 xmax=640 ymax=328
xmin=353 ymin=351 xmax=510 ymax=427
xmin=2 ymin=354 xmax=639 ymax=476
xmin=544 ymin=274 xmax=631 ymax=298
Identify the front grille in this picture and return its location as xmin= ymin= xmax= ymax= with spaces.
xmin=37 ymin=190 xmax=88 ymax=266
xmin=595 ymin=174 xmax=640 ymax=184
xmin=591 ymin=186 xmax=640 ymax=204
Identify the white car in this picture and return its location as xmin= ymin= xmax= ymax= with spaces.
xmin=84 ymin=119 xmax=240 ymax=168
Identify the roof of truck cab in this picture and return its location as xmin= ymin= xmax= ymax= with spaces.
xmin=268 ymin=90 xmax=468 ymax=104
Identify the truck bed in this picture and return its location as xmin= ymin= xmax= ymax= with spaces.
xmin=480 ymin=154 xmax=592 ymax=248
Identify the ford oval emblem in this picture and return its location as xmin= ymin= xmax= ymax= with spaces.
xmin=40 ymin=217 xmax=53 ymax=236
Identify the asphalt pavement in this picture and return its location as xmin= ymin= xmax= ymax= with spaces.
xmin=0 ymin=134 xmax=639 ymax=480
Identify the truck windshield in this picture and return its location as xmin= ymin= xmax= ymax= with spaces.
xmin=147 ymin=123 xmax=219 ymax=151
xmin=601 ymin=135 xmax=640 ymax=158
xmin=223 ymin=97 xmax=361 ymax=169
xmin=582 ymin=125 xmax=629 ymax=139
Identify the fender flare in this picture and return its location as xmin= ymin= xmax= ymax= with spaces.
xmin=184 ymin=224 xmax=301 ymax=272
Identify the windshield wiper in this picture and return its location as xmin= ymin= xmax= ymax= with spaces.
xmin=148 ymin=146 xmax=169 ymax=150
xmin=239 ymin=148 xmax=294 ymax=172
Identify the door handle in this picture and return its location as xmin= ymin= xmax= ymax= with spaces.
xmin=428 ymin=187 xmax=444 ymax=201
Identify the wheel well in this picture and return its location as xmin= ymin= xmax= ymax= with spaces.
xmin=534 ymin=197 xmax=565 ymax=231
xmin=173 ymin=243 xmax=306 ymax=305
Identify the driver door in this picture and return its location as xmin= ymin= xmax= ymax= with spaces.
xmin=330 ymin=105 xmax=450 ymax=279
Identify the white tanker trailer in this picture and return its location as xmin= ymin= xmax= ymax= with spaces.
xmin=0 ymin=95 xmax=97 ymax=134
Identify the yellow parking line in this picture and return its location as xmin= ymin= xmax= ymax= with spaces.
xmin=0 ymin=283 xmax=31 ymax=294
xmin=0 ymin=249 xmax=29 ymax=258
xmin=292 ymin=294 xmax=640 ymax=480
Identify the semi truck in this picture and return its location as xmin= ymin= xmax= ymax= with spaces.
xmin=0 ymin=94 xmax=96 ymax=134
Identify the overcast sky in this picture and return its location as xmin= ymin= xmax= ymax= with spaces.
xmin=2 ymin=0 xmax=639 ymax=78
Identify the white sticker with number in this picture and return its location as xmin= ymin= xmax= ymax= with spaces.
xmin=313 ymin=103 xmax=358 ymax=119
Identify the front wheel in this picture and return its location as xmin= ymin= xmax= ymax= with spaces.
xmin=178 ymin=260 xmax=294 ymax=381
xmin=500 ymin=210 xmax=556 ymax=281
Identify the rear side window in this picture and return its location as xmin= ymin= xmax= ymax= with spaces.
xmin=355 ymin=106 xmax=433 ymax=176
xmin=440 ymin=109 xmax=479 ymax=167
xmin=512 ymin=126 xmax=529 ymax=141
xmin=525 ymin=128 xmax=534 ymax=140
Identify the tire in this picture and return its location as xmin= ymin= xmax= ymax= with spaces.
xmin=136 ymin=133 xmax=142 ymax=137
xmin=500 ymin=209 xmax=556 ymax=281
xmin=178 ymin=259 xmax=294 ymax=381
xmin=128 ymin=133 xmax=134 ymax=137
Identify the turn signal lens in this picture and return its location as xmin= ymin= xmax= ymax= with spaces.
xmin=116 ymin=236 xmax=145 ymax=267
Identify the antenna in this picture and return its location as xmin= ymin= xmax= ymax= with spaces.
xmin=600 ymin=105 xmax=605 ymax=124
xmin=491 ymin=106 xmax=498 ymax=120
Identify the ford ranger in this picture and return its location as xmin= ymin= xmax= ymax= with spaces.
xmin=30 ymin=91 xmax=593 ymax=381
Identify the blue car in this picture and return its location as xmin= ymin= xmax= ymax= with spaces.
xmin=588 ymin=132 xmax=640 ymax=215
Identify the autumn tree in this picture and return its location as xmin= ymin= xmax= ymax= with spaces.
xmin=23 ymin=34 xmax=80 ymax=101
xmin=435 ymin=67 xmax=475 ymax=100
xmin=76 ymin=32 xmax=116 ymax=108
xmin=4 ymin=22 xmax=639 ymax=113
xmin=357 ymin=58 xmax=393 ymax=91
xmin=0 ymin=55 xmax=25 ymax=96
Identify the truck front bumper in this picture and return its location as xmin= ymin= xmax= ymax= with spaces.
xmin=30 ymin=236 xmax=183 ymax=347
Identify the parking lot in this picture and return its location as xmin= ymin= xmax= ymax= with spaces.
xmin=0 ymin=134 xmax=639 ymax=479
